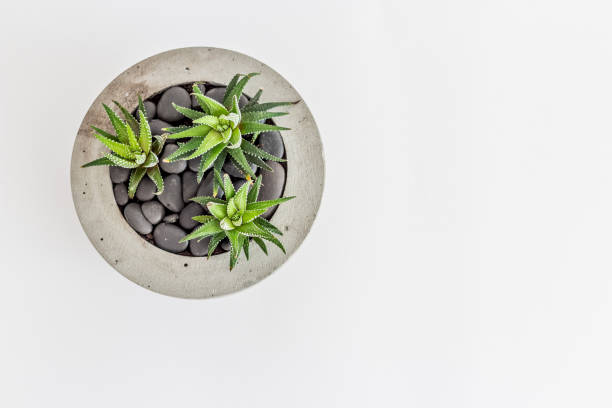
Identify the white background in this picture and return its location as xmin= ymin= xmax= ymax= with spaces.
xmin=2 ymin=0 xmax=612 ymax=406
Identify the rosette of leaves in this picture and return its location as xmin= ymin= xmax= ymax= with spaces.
xmin=162 ymin=73 xmax=295 ymax=194
xmin=82 ymin=99 xmax=166 ymax=198
xmin=181 ymin=172 xmax=294 ymax=270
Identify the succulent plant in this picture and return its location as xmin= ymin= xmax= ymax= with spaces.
xmin=181 ymin=171 xmax=294 ymax=270
xmin=82 ymin=98 xmax=166 ymax=198
xmin=162 ymin=73 xmax=295 ymax=194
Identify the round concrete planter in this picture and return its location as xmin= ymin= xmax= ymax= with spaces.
xmin=70 ymin=47 xmax=324 ymax=299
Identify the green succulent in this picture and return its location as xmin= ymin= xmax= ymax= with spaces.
xmin=82 ymin=98 xmax=166 ymax=198
xmin=181 ymin=171 xmax=294 ymax=270
xmin=162 ymin=73 xmax=295 ymax=194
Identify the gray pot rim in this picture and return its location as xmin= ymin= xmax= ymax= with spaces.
xmin=70 ymin=47 xmax=325 ymax=299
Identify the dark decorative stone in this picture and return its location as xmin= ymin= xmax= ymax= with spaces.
xmin=233 ymin=178 xmax=248 ymax=191
xmin=205 ymin=87 xmax=248 ymax=108
xmin=158 ymin=174 xmax=184 ymax=212
xmin=113 ymin=183 xmax=128 ymax=206
xmin=163 ymin=213 xmax=179 ymax=223
xmin=110 ymin=166 xmax=130 ymax=183
xmin=143 ymin=101 xmax=156 ymax=121
xmin=196 ymin=171 xmax=223 ymax=198
xmin=157 ymin=86 xmax=191 ymax=122
xmin=182 ymin=171 xmax=199 ymax=203
xmin=189 ymin=235 xmax=211 ymax=257
xmin=220 ymin=238 xmax=231 ymax=251
xmin=135 ymin=178 xmax=156 ymax=202
xmin=179 ymin=202 xmax=204 ymax=229
xmin=191 ymin=83 xmax=206 ymax=108
xmin=148 ymin=119 xmax=171 ymax=135
xmin=188 ymin=157 xmax=200 ymax=172
xmin=153 ymin=223 xmax=188 ymax=253
xmin=257 ymin=131 xmax=284 ymax=158
xmin=141 ymin=201 xmax=164 ymax=225
xmin=159 ymin=144 xmax=187 ymax=174
xmin=124 ymin=203 xmax=153 ymax=235
xmin=259 ymin=161 xmax=286 ymax=218
xmin=223 ymin=158 xmax=256 ymax=178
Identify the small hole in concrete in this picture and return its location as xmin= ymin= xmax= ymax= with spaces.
xmin=82 ymin=192 xmax=86 ymax=195
xmin=185 ymin=67 xmax=190 ymax=70
xmin=100 ymin=238 xmax=104 ymax=241
xmin=184 ymin=263 xmax=188 ymax=267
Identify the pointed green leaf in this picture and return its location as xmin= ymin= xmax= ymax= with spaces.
xmin=244 ymin=153 xmax=273 ymax=171
xmin=193 ymin=114 xmax=220 ymax=127
xmin=113 ymin=100 xmax=139 ymax=134
xmin=134 ymin=153 xmax=146 ymax=165
xmin=103 ymin=104 xmax=129 ymax=144
xmin=207 ymin=202 xmax=227 ymax=219
xmin=207 ymin=232 xmax=225 ymax=258
xmin=146 ymin=166 xmax=164 ymax=195
xmin=226 ymin=197 xmax=237 ymax=218
xmin=241 ymin=139 xmax=285 ymax=162
xmin=254 ymin=217 xmax=283 ymax=235
xmin=137 ymin=110 xmax=152 ymax=154
xmin=163 ymin=125 xmax=191 ymax=134
xmin=223 ymin=72 xmax=259 ymax=109
xmin=172 ymin=103 xmax=206 ymax=120
xmin=166 ymin=125 xmax=211 ymax=140
xmin=240 ymin=122 xmax=289 ymax=135
xmin=246 ymin=196 xmax=295 ymax=211
xmin=187 ymin=130 xmax=224 ymax=159
xmin=220 ymin=217 xmax=235 ymax=231
xmin=151 ymin=135 xmax=166 ymax=155
xmin=192 ymin=93 xmax=229 ymax=116
xmin=241 ymin=111 xmax=288 ymax=122
xmin=242 ymin=209 xmax=266 ymax=224
xmin=105 ymin=154 xmax=140 ymax=168
xmin=247 ymin=176 xmax=262 ymax=203
xmin=237 ymin=223 xmax=286 ymax=253
xmin=212 ymin=154 xmax=226 ymax=195
xmin=243 ymin=238 xmax=250 ymax=260
xmin=198 ymin=142 xmax=226 ymax=182
xmin=230 ymin=94 xmax=241 ymax=118
xmin=227 ymin=148 xmax=256 ymax=178
xmin=90 ymin=126 xmax=118 ymax=141
xmin=226 ymin=229 xmax=244 ymax=269
xmin=191 ymin=196 xmax=227 ymax=206
xmin=81 ymin=156 xmax=114 ymax=168
xmin=192 ymin=215 xmax=214 ymax=224
xmin=234 ymin=181 xmax=249 ymax=213
xmin=226 ymin=111 xmax=241 ymax=128
xmin=253 ymin=237 xmax=268 ymax=255
xmin=94 ymin=131 xmax=135 ymax=159
xmin=223 ymin=174 xmax=235 ymax=199
xmin=227 ymin=127 xmax=241 ymax=149
xmin=244 ymin=88 xmax=263 ymax=108
xmin=164 ymin=137 xmax=202 ymax=162
xmin=224 ymin=74 xmax=241 ymax=104
xmin=143 ymin=152 xmax=158 ymax=168
xmin=126 ymin=125 xmax=140 ymax=152
xmin=242 ymin=101 xmax=297 ymax=113
xmin=180 ymin=219 xmax=223 ymax=242
xmin=128 ymin=167 xmax=147 ymax=198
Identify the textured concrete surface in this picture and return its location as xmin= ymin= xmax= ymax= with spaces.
xmin=70 ymin=47 xmax=325 ymax=299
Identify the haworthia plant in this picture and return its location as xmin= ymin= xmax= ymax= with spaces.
xmin=163 ymin=73 xmax=296 ymax=195
xmin=182 ymin=172 xmax=294 ymax=270
xmin=82 ymin=98 xmax=166 ymax=198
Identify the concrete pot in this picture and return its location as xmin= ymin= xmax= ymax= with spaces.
xmin=70 ymin=47 xmax=324 ymax=299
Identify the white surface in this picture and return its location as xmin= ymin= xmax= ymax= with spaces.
xmin=1 ymin=0 xmax=612 ymax=407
